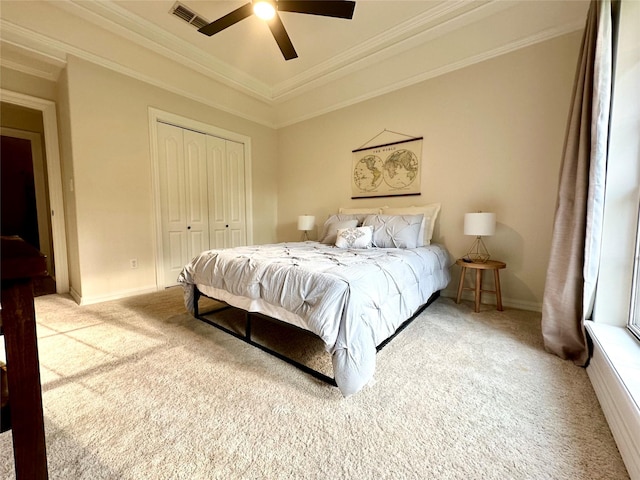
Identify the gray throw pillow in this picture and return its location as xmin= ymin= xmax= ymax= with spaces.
xmin=362 ymin=214 xmax=424 ymax=248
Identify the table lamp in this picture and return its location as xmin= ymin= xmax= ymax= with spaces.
xmin=463 ymin=212 xmax=496 ymax=263
xmin=298 ymin=215 xmax=315 ymax=241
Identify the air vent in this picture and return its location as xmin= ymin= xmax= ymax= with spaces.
xmin=170 ymin=2 xmax=209 ymax=29
xmin=190 ymin=15 xmax=209 ymax=30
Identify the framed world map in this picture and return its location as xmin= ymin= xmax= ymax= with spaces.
xmin=351 ymin=137 xmax=423 ymax=199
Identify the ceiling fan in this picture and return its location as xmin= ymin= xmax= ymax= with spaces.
xmin=197 ymin=1 xmax=357 ymax=61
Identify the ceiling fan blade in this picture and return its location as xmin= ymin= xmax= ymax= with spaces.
xmin=267 ymin=13 xmax=298 ymax=60
xmin=277 ymin=1 xmax=356 ymax=19
xmin=198 ymin=2 xmax=254 ymax=36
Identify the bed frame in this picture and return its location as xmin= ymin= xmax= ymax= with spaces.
xmin=191 ymin=287 xmax=440 ymax=388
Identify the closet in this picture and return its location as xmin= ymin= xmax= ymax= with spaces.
xmin=157 ymin=122 xmax=246 ymax=286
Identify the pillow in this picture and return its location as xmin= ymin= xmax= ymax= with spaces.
xmin=335 ymin=226 xmax=374 ymax=249
xmin=362 ymin=214 xmax=423 ymax=249
xmin=318 ymin=215 xmax=359 ymax=244
xmin=337 ymin=207 xmax=383 ymax=226
xmin=338 ymin=207 xmax=383 ymax=215
xmin=381 ymin=203 xmax=441 ymax=246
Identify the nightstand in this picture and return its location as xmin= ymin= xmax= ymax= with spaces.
xmin=455 ymin=258 xmax=506 ymax=313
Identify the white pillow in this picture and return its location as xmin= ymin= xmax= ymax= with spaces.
xmin=381 ymin=203 xmax=441 ymax=246
xmin=318 ymin=215 xmax=359 ymax=244
xmin=362 ymin=214 xmax=423 ymax=249
xmin=338 ymin=207 xmax=383 ymax=215
xmin=335 ymin=226 xmax=374 ymax=249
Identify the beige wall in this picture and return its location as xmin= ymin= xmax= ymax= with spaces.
xmin=0 ymin=31 xmax=583 ymax=310
xmin=277 ymin=32 xmax=582 ymax=311
xmin=0 ymin=66 xmax=58 ymax=101
xmin=62 ymin=56 xmax=278 ymax=303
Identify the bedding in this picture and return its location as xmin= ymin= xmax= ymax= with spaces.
xmin=178 ymin=241 xmax=451 ymax=396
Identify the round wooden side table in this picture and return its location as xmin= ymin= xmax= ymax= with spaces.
xmin=455 ymin=258 xmax=506 ymax=313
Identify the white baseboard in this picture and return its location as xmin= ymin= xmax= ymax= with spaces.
xmin=440 ymin=289 xmax=542 ymax=312
xmin=69 ymin=286 xmax=81 ymax=304
xmin=586 ymin=322 xmax=640 ymax=480
xmin=70 ymin=285 xmax=161 ymax=306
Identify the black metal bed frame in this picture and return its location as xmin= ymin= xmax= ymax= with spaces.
xmin=192 ymin=288 xmax=440 ymax=388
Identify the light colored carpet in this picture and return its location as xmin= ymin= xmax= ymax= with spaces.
xmin=0 ymin=288 xmax=629 ymax=479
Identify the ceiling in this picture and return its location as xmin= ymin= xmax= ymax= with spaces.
xmin=0 ymin=0 xmax=589 ymax=126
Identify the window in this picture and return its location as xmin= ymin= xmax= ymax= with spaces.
xmin=628 ymin=203 xmax=640 ymax=341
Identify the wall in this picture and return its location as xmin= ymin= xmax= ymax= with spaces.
xmin=56 ymin=67 xmax=80 ymax=296
xmin=0 ymin=66 xmax=58 ymax=101
xmin=277 ymin=32 xmax=582 ymax=311
xmin=62 ymin=56 xmax=279 ymax=304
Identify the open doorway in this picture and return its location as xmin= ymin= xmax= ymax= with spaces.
xmin=1 ymin=101 xmax=59 ymax=295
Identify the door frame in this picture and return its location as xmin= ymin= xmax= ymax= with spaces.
xmin=0 ymin=89 xmax=69 ymax=293
xmin=148 ymin=107 xmax=253 ymax=289
xmin=1 ymin=127 xmax=53 ymax=275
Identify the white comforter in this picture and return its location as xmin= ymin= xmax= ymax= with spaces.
xmin=178 ymin=242 xmax=451 ymax=396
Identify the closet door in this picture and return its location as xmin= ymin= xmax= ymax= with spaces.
xmin=183 ymin=130 xmax=210 ymax=256
xmin=207 ymin=136 xmax=246 ymax=248
xmin=157 ymin=123 xmax=209 ymax=286
xmin=225 ymin=139 xmax=246 ymax=247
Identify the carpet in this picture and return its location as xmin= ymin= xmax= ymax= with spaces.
xmin=0 ymin=287 xmax=629 ymax=479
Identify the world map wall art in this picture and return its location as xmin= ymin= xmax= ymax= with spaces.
xmin=351 ymin=137 xmax=423 ymax=199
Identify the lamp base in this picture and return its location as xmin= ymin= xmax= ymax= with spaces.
xmin=464 ymin=236 xmax=490 ymax=263
xmin=301 ymin=231 xmax=310 ymax=241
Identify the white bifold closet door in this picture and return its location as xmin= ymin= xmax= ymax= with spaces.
xmin=157 ymin=122 xmax=246 ymax=287
xmin=206 ymin=135 xmax=246 ymax=249
xmin=157 ymin=123 xmax=209 ymax=286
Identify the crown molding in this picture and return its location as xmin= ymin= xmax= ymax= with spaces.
xmin=0 ymin=19 xmax=276 ymax=128
xmin=271 ymin=0 xmax=486 ymax=100
xmin=0 ymin=22 xmax=68 ymax=65
xmin=1 ymin=1 xmax=587 ymax=129
xmin=56 ymin=0 xmax=273 ymax=102
xmin=53 ymin=0 xmax=506 ymax=105
xmin=274 ymin=20 xmax=585 ymax=128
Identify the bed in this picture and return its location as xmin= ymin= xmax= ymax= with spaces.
xmin=178 ymin=208 xmax=451 ymax=396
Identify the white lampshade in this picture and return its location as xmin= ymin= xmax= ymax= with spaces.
xmin=297 ymin=215 xmax=315 ymax=231
xmin=464 ymin=212 xmax=496 ymax=236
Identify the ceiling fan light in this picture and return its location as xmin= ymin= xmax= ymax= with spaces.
xmin=254 ymin=1 xmax=276 ymax=20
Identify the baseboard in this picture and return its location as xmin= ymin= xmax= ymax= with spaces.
xmin=440 ymin=289 xmax=542 ymax=312
xmin=69 ymin=286 xmax=81 ymax=304
xmin=72 ymin=286 xmax=161 ymax=306
xmin=586 ymin=322 xmax=640 ymax=480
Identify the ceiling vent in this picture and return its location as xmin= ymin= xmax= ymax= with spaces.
xmin=170 ymin=2 xmax=209 ymax=30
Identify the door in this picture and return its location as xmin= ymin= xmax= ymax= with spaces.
xmin=0 ymin=128 xmax=55 ymax=294
xmin=225 ymin=139 xmax=247 ymax=247
xmin=207 ymin=136 xmax=246 ymax=248
xmin=157 ymin=123 xmax=209 ymax=286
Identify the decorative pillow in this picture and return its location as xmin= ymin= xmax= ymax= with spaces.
xmin=362 ymin=214 xmax=424 ymax=249
xmin=381 ymin=204 xmax=441 ymax=246
xmin=318 ymin=215 xmax=359 ymax=244
xmin=335 ymin=226 xmax=374 ymax=249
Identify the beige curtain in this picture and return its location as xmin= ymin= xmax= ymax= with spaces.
xmin=541 ymin=0 xmax=613 ymax=365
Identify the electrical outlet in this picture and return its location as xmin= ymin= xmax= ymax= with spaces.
xmin=130 ymin=258 xmax=138 ymax=269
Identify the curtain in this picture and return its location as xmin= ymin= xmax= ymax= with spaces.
xmin=541 ymin=0 xmax=613 ymax=366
